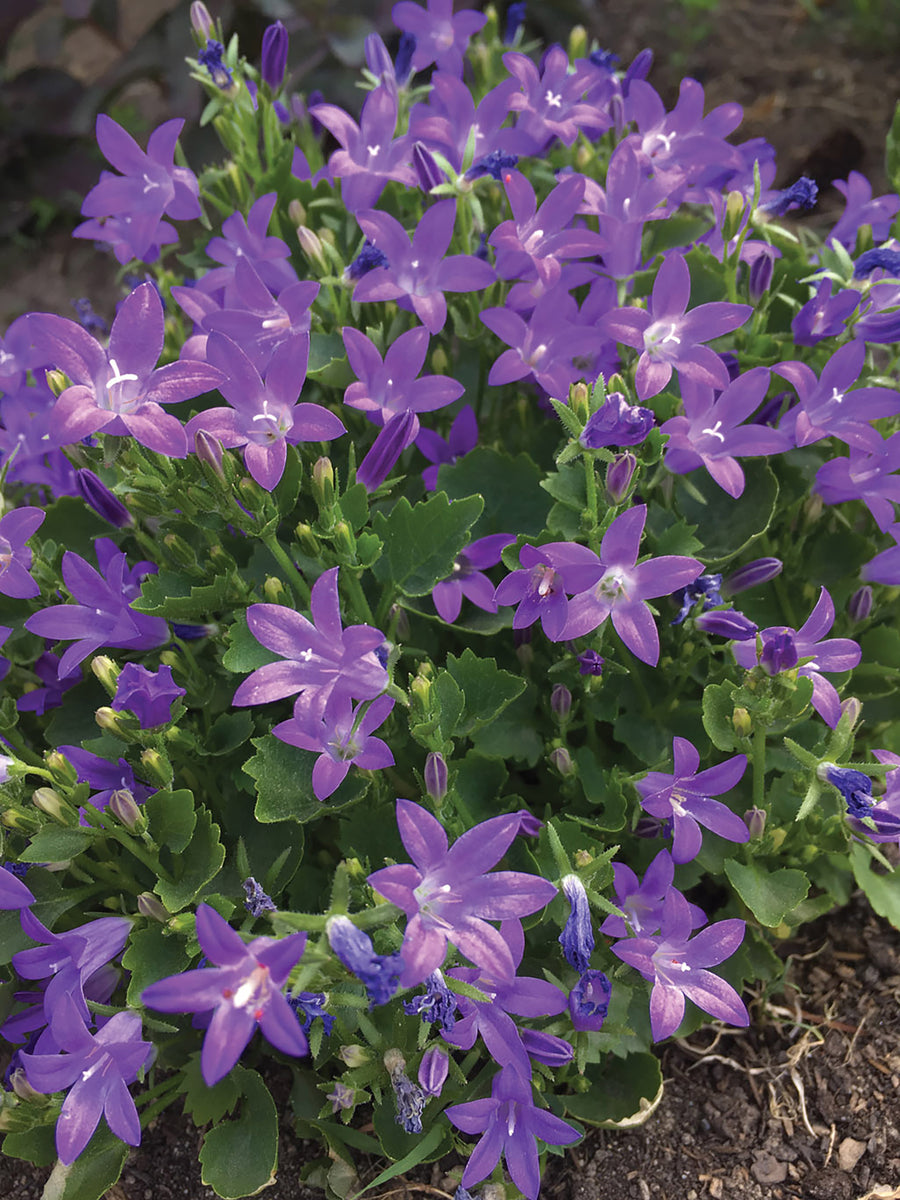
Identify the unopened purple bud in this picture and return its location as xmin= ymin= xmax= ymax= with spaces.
xmin=137 ymin=892 xmax=169 ymax=922
xmin=195 ymin=430 xmax=226 ymax=481
xmin=760 ymin=629 xmax=798 ymax=674
xmin=345 ymin=241 xmax=389 ymax=281
xmin=108 ymin=788 xmax=142 ymax=830
xmin=580 ymin=393 xmax=653 ymax=450
xmin=605 ymin=452 xmax=637 ymax=504
xmin=559 ymin=874 xmax=594 ymax=972
xmin=365 ymin=34 xmax=395 ymax=85
xmin=748 ymin=252 xmax=774 ymax=303
xmin=261 ymin=21 xmax=288 ymax=89
xmin=190 ymin=2 xmax=213 ymax=38
xmin=76 ymin=469 xmax=133 ymax=528
xmin=577 ymin=649 xmax=605 ymax=676
xmin=743 ymin=806 xmax=766 ymax=839
xmin=243 ymin=876 xmax=276 ymax=916
xmin=394 ymin=32 xmax=416 ymax=84
xmin=357 ymin=410 xmax=417 ymax=492
xmin=520 ymin=1028 xmax=574 ymax=1066
xmin=694 ymin=609 xmax=759 ymax=641
xmin=848 ymin=585 xmax=873 ymax=623
xmin=424 ymin=752 xmax=448 ymax=804
xmin=568 ymin=970 xmax=611 ymax=1032
xmin=817 ymin=762 xmax=874 ymax=819
xmin=550 ymin=746 xmax=574 ymax=777
xmin=634 ymin=813 xmax=671 ymax=839
xmin=551 ymin=684 xmax=572 ymax=722
xmin=412 ymin=142 xmax=444 ymax=192
xmin=723 ymin=557 xmax=783 ymax=595
xmin=417 ymin=1046 xmax=449 ymax=1097
xmin=505 ymin=1 xmax=527 ymax=43
xmin=853 ymin=248 xmax=900 ymax=279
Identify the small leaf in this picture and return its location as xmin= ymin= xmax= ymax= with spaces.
xmin=154 ymin=806 xmax=225 ymax=913
xmin=182 ymin=1052 xmax=242 ymax=1128
xmin=444 ymin=648 xmax=526 ymax=736
xmin=123 ymin=924 xmax=190 ymax=1007
xmin=371 ymin=492 xmax=483 ymax=596
xmin=200 ymin=1068 xmax=278 ymax=1199
xmin=20 ymin=829 xmax=94 ymax=862
xmin=724 ymin=858 xmax=809 ymax=927
xmin=438 ymin=447 xmax=550 ymax=538
xmin=243 ymin=735 xmax=368 ymax=824
xmin=145 ymin=789 xmax=196 ymax=853
xmin=40 ymin=1123 xmax=128 ymax=1200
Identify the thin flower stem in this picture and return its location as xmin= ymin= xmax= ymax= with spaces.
xmin=583 ymin=454 xmax=601 ymax=552
xmin=753 ymin=725 xmax=767 ymax=810
xmin=344 ymin=570 xmax=375 ymax=625
xmin=262 ymin=532 xmax=309 ymax=605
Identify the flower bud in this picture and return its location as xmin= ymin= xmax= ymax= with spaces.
xmin=137 ymin=892 xmax=170 ymax=922
xmin=520 ymin=1028 xmax=574 ymax=1067
xmin=263 ymin=576 xmax=286 ymax=603
xmin=90 ymin=655 xmax=121 ymax=697
xmin=551 ymin=684 xmax=572 ymax=723
xmin=605 ymin=452 xmax=637 ymax=504
xmin=743 ymin=806 xmax=766 ymax=839
xmin=45 ymin=749 xmax=78 ymax=787
xmin=840 ymin=696 xmax=862 ymax=728
xmin=108 ymin=788 xmax=143 ymax=831
xmin=45 ymin=370 xmax=69 ymax=398
xmin=567 ymin=23 xmax=588 ymax=59
xmin=194 ymin=430 xmax=226 ymax=483
xmin=76 ymin=470 xmax=133 ymax=528
xmin=388 ymin=604 xmax=410 ymax=641
xmin=32 ymin=788 xmax=70 ymax=824
xmin=431 ymin=346 xmax=449 ymax=375
xmin=723 ymin=557 xmax=783 ymax=595
xmin=312 ymin=456 xmax=335 ymax=511
xmin=260 ymin=21 xmax=288 ymax=90
xmin=417 ymin=1046 xmax=449 ymax=1097
xmin=190 ymin=1 xmax=214 ymax=39
xmin=333 ymin=521 xmax=356 ymax=561
xmin=339 ymin=1044 xmax=369 ymax=1068
xmin=424 ymin=752 xmax=448 ymax=804
xmin=9 ymin=1069 xmax=46 ymax=1104
xmin=694 ymin=609 xmax=758 ymax=641
xmin=568 ymin=969 xmax=612 ymax=1032
xmin=748 ymin=251 xmax=774 ymax=303
xmin=412 ymin=141 xmax=444 ymax=192
xmin=722 ymin=190 xmax=746 ymax=241
xmin=357 ymin=411 xmax=417 ymax=492
xmin=288 ymin=198 xmax=306 ymax=226
xmin=294 ymin=523 xmax=319 ymax=556
xmin=732 ymin=706 xmax=752 ymax=738
xmin=296 ymin=226 xmax=327 ymax=273
xmin=140 ymin=748 xmax=174 ymax=789
xmin=577 ymin=649 xmax=605 ymax=677
xmin=848 ymin=586 xmax=873 ymax=624
xmin=550 ymin=746 xmax=575 ymax=777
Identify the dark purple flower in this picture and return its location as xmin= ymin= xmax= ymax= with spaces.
xmin=635 ymin=736 xmax=749 ymax=864
xmin=432 ymin=532 xmax=515 ymax=623
xmin=57 ymin=745 xmax=155 ymax=823
xmin=112 ymin=663 xmax=185 ymax=728
xmin=142 ymin=904 xmax=308 ymax=1084
xmin=242 ymin=877 xmax=276 ymax=917
xmin=577 ymin=649 xmax=605 ymax=676
xmin=465 ymin=149 xmax=519 ymax=182
xmin=272 ymin=693 xmax=395 ymax=800
xmin=424 ymin=751 xmax=448 ymax=803
xmin=580 ymin=392 xmax=654 ymax=449
xmin=0 ymin=506 xmax=44 ymax=599
xmin=287 ymin=991 xmax=334 ymax=1036
xmin=445 ymin=1066 xmax=579 ymax=1200
xmin=493 ymin=541 xmax=603 ymax=641
xmin=392 ymin=0 xmax=486 ymax=77
xmin=723 ymin=557 xmax=783 ymax=595
xmin=403 ymin=968 xmax=458 ymax=1030
xmin=817 ymin=762 xmax=874 ymax=820
xmin=671 ymin=573 xmax=723 ymax=625
xmin=326 ymin=916 xmax=403 ymax=1006
xmin=368 ymin=800 xmax=557 ymax=986
xmin=261 ymin=21 xmax=288 ymax=90
xmin=568 ymin=969 xmax=611 ymax=1032
xmin=611 ymin=888 xmax=748 ymax=1041
xmin=694 ymin=609 xmax=759 ymax=641
xmin=388 ymin=1055 xmax=425 ymax=1131
xmin=732 ymin=587 xmax=861 ymax=728
xmin=17 ymin=651 xmax=81 ymax=715
xmin=558 ymin=874 xmax=593 ymax=972
xmin=76 ymin=469 xmax=133 ymax=528
xmin=345 ymin=241 xmax=389 ymax=281
xmin=758 ymin=176 xmax=817 ymax=216
xmin=853 ymin=247 xmax=900 ymax=279
xmin=505 ymin=2 xmax=527 ymax=43
xmin=417 ymin=404 xmax=478 ymax=490
xmin=198 ymin=39 xmax=234 ymax=90
xmin=20 ymin=994 xmax=152 ymax=1165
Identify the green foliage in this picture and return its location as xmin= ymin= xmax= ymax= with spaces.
xmin=242 ymin=735 xmax=369 ymax=823
xmin=724 ymin=859 xmax=810 ymax=928
xmin=199 ymin=1068 xmax=278 ymax=1199
xmin=371 ymin=492 xmax=483 ymax=596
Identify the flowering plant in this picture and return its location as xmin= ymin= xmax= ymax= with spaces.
xmin=2 ymin=3 xmax=900 ymax=1198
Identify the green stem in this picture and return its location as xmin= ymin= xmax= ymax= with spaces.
xmin=262 ymin=533 xmax=309 ymax=605
xmin=752 ymin=725 xmax=767 ymax=809
xmin=583 ymin=454 xmax=601 ymax=553
xmin=344 ymin=571 xmax=375 ymax=625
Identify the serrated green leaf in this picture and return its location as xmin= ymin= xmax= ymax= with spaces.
xmin=850 ymin=841 xmax=900 ymax=930
xmin=549 ymin=397 xmax=584 ymax=439
xmin=438 ymin=447 xmax=550 ymax=538
xmin=432 ymin=669 xmax=465 ymax=741
xmin=243 ymin=735 xmax=368 ymax=824
xmin=200 ymin=1068 xmax=278 ymax=1199
xmin=123 ymin=924 xmax=191 ymax=1007
xmin=145 ymin=790 xmax=196 ymax=853
xmin=444 ymin=648 xmax=526 ymax=736
xmin=38 ymin=496 xmax=110 ymax=558
xmin=154 ymin=806 xmax=225 ymax=912
xmin=675 ymin=460 xmax=778 ymax=564
xmin=204 ymin=711 xmax=256 ymax=757
xmin=575 ymin=747 xmax=628 ymax=831
xmin=723 ymin=858 xmax=809 ymax=927
xmin=2 ymin=1123 xmax=57 ymax=1167
xmin=132 ymin=570 xmax=234 ymax=620
xmin=308 ymin=332 xmax=353 ymax=386
xmin=20 ymin=829 xmax=95 ymax=863
xmin=701 ymin=681 xmax=740 ymax=752
xmin=371 ymin=492 xmax=483 ymax=596
xmin=222 ymin=612 xmax=281 ymax=674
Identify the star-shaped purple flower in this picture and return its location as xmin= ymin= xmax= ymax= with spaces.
xmin=493 ymin=541 xmax=604 ymax=641
xmin=112 ymin=663 xmax=186 ymax=729
xmin=310 ymin=87 xmax=415 ymax=213
xmin=342 ymin=326 xmax=464 ymax=427
xmin=392 ymin=0 xmax=486 ymax=77
xmin=599 ymin=850 xmax=706 ymax=939
xmin=272 ymin=693 xmax=395 ymax=800
xmin=432 ymin=533 xmax=515 ymax=623
xmin=0 ymin=506 xmax=44 ymax=599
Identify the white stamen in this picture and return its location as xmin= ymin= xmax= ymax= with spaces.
xmin=106 ymin=359 xmax=139 ymax=389
xmin=544 ymin=90 xmax=562 ymax=109
xmin=702 ymin=421 xmax=726 ymax=443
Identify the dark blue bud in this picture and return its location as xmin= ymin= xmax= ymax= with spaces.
xmin=242 ymin=876 xmax=276 ymax=916
xmin=76 ymin=469 xmax=133 ymax=528
xmin=261 ymin=21 xmax=288 ymax=90
xmin=853 ymin=248 xmax=900 ymax=279
xmin=817 ymin=762 xmax=874 ymax=819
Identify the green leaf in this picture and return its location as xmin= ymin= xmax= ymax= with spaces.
xmin=2 ymin=1123 xmax=57 ymax=1166
xmin=204 ymin=711 xmax=256 ymax=757
xmin=723 ymin=858 xmax=809 ymax=927
xmin=20 ymin=829 xmax=94 ymax=862
xmin=365 ymin=1110 xmax=451 ymax=1187
xmin=575 ymin=747 xmax=628 ymax=831
xmin=182 ymin=1052 xmax=242 ymax=1127
xmin=222 ymin=612 xmax=281 ymax=674
xmin=200 ymin=1068 xmax=278 ymax=1199
xmin=701 ymin=681 xmax=740 ymax=752
xmin=470 ymin=692 xmax=542 ymax=765
xmin=564 ymin=1053 xmax=663 ymax=1127
xmin=123 ymin=923 xmax=191 ymax=1007
xmin=371 ymin=492 xmax=483 ymax=596
xmin=133 ymin=571 xmax=234 ymax=620
xmin=40 ymin=1123 xmax=128 ymax=1200
xmin=540 ymin=463 xmax=587 ymax=512
xmin=38 ymin=496 xmax=110 ymax=558
xmin=307 ymin=332 xmax=352 ymax=386
xmin=432 ymin=669 xmax=465 ymax=741
xmin=438 ymin=447 xmax=550 ymax=538
xmin=675 ymin=460 xmax=779 ymax=563
xmin=243 ymin=735 xmax=368 ymax=824
xmin=850 ymin=841 xmax=900 ymax=930
xmin=444 ymin=648 xmax=526 ymax=736
xmin=549 ymin=397 xmax=584 ymax=439
xmin=154 ymin=806 xmax=225 ymax=912
xmin=145 ymin=789 xmax=196 ymax=853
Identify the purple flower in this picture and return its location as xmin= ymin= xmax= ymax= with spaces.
xmin=444 ymin=1065 xmax=579 ymax=1200
xmin=76 ymin=469 xmax=133 ymax=528
xmin=863 ymin=522 xmax=900 ymax=586
xmin=791 ymin=279 xmax=859 ymax=347
xmin=568 ymin=970 xmax=611 ymax=1032
xmin=232 ymin=567 xmax=388 ymax=711
xmin=580 ymin=391 xmax=654 ymax=450
xmin=577 ymin=649 xmax=605 ymax=676
xmin=600 ymin=850 xmax=705 ymax=939
xmin=345 ymin=241 xmax=389 ymax=281
xmin=758 ymin=175 xmax=817 ymax=216
xmin=403 ymin=968 xmax=458 ymax=1030
xmin=357 ymin=410 xmax=419 ymax=492
xmin=243 ymin=877 xmax=277 ymax=917
xmin=723 ymin=557 xmax=783 ymax=595
xmin=392 ymin=0 xmax=486 ymax=77
xmin=562 ymin=505 xmax=705 ymax=665
xmin=112 ymin=663 xmax=185 ymax=728
xmin=20 ymin=994 xmax=152 ymax=1165
xmin=585 ymin=141 xmax=670 ymax=280
xmin=504 ymin=46 xmax=605 ymax=152
xmin=0 ymin=866 xmax=34 ymax=910
xmin=272 ymin=693 xmax=395 ymax=800
xmin=670 ymin=573 xmax=723 ymax=625
xmin=732 ymin=587 xmax=862 ymax=728
xmin=494 ymin=541 xmax=604 ymax=641
xmin=558 ymin=875 xmax=593 ymax=972
xmin=343 ymin=325 xmax=464 ymax=426
xmin=353 ymin=201 xmax=495 ymax=333
xmin=635 ymin=737 xmax=749 ymax=864
xmin=827 ymin=171 xmax=900 ymax=250
xmin=25 ymin=538 xmax=168 ymax=678
xmin=418 ymin=404 xmax=478 ymax=491
xmin=0 ymin=506 xmax=44 ymax=598
xmin=17 ymin=651 xmax=81 ymax=715
xmin=75 ymin=116 xmax=200 ymax=263
xmin=490 ymin=172 xmax=605 ymax=287
xmin=611 ymin=888 xmax=748 ymax=1041
xmin=310 ymin=87 xmax=415 ymax=213
xmin=418 ymin=1045 xmax=449 ymax=1097
xmin=260 ymin=21 xmax=288 ymax=89
xmin=198 ymin=40 xmax=234 ymax=90
xmin=142 ymin=904 xmax=308 ymax=1085
xmin=814 ymin=433 xmax=900 ymax=533
xmin=432 ymin=533 xmax=515 ymax=623
xmin=660 ymin=367 xmax=792 ymax=498
xmin=200 ymin=194 xmax=298 ymax=301
xmin=29 ymin=282 xmax=223 ymax=457
xmin=388 ymin=1057 xmax=426 ymax=1132
xmin=326 ymin=915 xmax=403 ymax=1006
xmin=694 ymin=609 xmax=759 ymax=640
xmin=368 ymin=800 xmax=557 ymax=986
xmin=186 ymin=332 xmax=344 ymax=491
xmin=287 ymin=991 xmax=334 ymax=1036
xmin=817 ymin=762 xmax=875 ymax=820
xmin=601 ymin=252 xmax=751 ymax=400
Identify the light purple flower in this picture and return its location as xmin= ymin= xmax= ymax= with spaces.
xmin=199 ymin=194 xmax=298 ymax=301
xmin=828 ymin=171 xmax=900 ymax=251
xmin=20 ymin=994 xmax=152 ymax=1165
xmin=310 ymin=87 xmax=415 ymax=213
xmin=504 ymin=46 xmax=606 ymax=153
xmin=732 ymin=587 xmax=862 ymax=727
xmin=582 ymin=140 xmax=671 ymax=279
xmin=490 ymin=172 xmax=605 ymax=287
xmin=417 ymin=404 xmax=478 ymax=490
xmin=493 ymin=541 xmax=603 ymax=641
xmin=562 ymin=505 xmax=704 ymax=664
xmin=0 ymin=506 xmax=44 ymax=598
xmin=112 ymin=663 xmax=186 ymax=728
xmin=58 ymin=746 xmax=155 ymax=823
xmin=600 ymin=850 xmax=705 ymax=939
xmin=862 ymin=521 xmax=900 ymax=586
xmin=814 ymin=432 xmax=900 ymax=532
xmin=791 ymin=279 xmax=859 ymax=346
xmin=601 ymin=251 xmax=751 ymax=400
xmin=343 ymin=325 xmax=464 ymax=425
xmin=568 ymin=970 xmax=612 ymax=1032
xmin=353 ymin=201 xmax=495 ymax=333
xmin=612 ymin=888 xmax=748 ymax=1041
xmin=272 ymin=693 xmax=395 ymax=800
xmin=432 ymin=533 xmax=515 ymax=623
xmin=368 ymin=800 xmax=557 ymax=987
xmin=444 ymin=1065 xmax=579 ymax=1200
xmin=392 ymin=0 xmax=486 ymax=77
xmin=141 ymin=904 xmax=308 ymax=1085
xmin=408 ymin=73 xmax=523 ymax=173
xmin=232 ymin=567 xmax=388 ymax=711
xmin=28 ymin=282 xmax=223 ymax=457
xmin=635 ymin=737 xmax=749 ymax=864
xmin=25 ymin=538 xmax=168 ymax=678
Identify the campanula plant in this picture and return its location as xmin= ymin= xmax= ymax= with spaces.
xmin=3 ymin=3 xmax=900 ymax=1198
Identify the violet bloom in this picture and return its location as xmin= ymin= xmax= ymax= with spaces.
xmin=310 ymin=87 xmax=415 ymax=213
xmin=493 ymin=541 xmax=603 ymax=641
xmin=580 ymin=391 xmax=654 ymax=449
xmin=828 ymin=171 xmax=900 ymax=250
xmin=432 ymin=533 xmax=515 ymax=623
xmin=774 ymin=341 xmax=900 ymax=451
xmin=504 ymin=46 xmax=605 ymax=153
xmin=568 ymin=970 xmax=612 ymax=1032
xmin=25 ymin=538 xmax=168 ymax=678
xmin=863 ymin=522 xmax=900 ymax=586
xmin=17 ymin=651 xmax=81 ymax=715
xmin=584 ymin=140 xmax=670 ymax=280
xmin=353 ymin=201 xmax=495 ymax=333
xmin=357 ymin=410 xmax=418 ymax=492
xmin=392 ymin=0 xmax=486 ymax=77
xmin=612 ymin=889 xmax=747 ymax=1041
xmin=272 ymin=693 xmax=395 ymax=800
xmin=28 ymin=282 xmax=223 ymax=458
xmin=791 ymin=279 xmax=859 ymax=347
xmin=404 ymin=968 xmax=458 ymax=1030
xmin=418 ymin=404 xmax=478 ymax=490
xmin=0 ymin=866 xmax=34 ymax=910
xmin=368 ymin=799 xmax=557 ymax=986
xmin=142 ymin=904 xmax=308 ymax=1085
xmin=562 ymin=504 xmax=704 ymax=665
xmin=260 ymin=21 xmax=288 ymax=90
xmin=814 ymin=432 xmax=900 ymax=532
xmin=410 ymin=73 xmax=523 ymax=175
xmin=635 ymin=737 xmax=749 ymax=864
xmin=660 ymin=367 xmax=791 ymax=498
xmin=445 ymin=1065 xmax=579 ymax=1200
xmin=732 ymin=587 xmax=862 ymax=728
xmin=75 ymin=115 xmax=200 ymax=263
xmin=342 ymin=326 xmax=464 ymax=427
xmin=233 ymin=567 xmax=388 ymax=711
xmin=326 ymin=915 xmax=403 ymax=1006
xmin=112 ymin=663 xmax=186 ymax=728
xmin=601 ymin=251 xmax=751 ymax=400
xmin=20 ymin=995 xmax=152 ymax=1165
xmin=0 ymin=506 xmax=44 ymax=598
xmin=185 ymin=332 xmax=345 ymax=491
xmin=200 ymin=194 xmax=298 ymax=301
xmin=599 ymin=850 xmax=705 ymax=939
